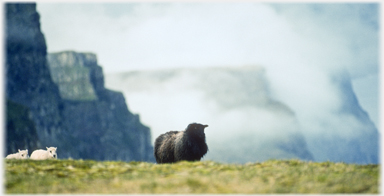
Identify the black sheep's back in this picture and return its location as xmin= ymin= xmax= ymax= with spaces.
xmin=154 ymin=131 xmax=179 ymax=163
xmin=174 ymin=130 xmax=208 ymax=162
xmin=154 ymin=123 xmax=208 ymax=164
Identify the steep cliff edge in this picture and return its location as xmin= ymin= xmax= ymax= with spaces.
xmin=47 ymin=51 xmax=154 ymax=161
xmin=5 ymin=3 xmax=154 ymax=162
xmin=47 ymin=52 xmax=98 ymax=101
xmin=6 ymin=3 xmax=65 ymax=154
xmin=302 ymin=72 xmax=379 ymax=164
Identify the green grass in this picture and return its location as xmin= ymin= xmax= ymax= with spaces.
xmin=5 ymin=159 xmax=379 ymax=194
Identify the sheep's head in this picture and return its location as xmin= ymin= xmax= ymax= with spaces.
xmin=186 ymin=123 xmax=208 ymax=139
xmin=18 ymin=149 xmax=29 ymax=159
xmin=46 ymin=147 xmax=58 ymax=159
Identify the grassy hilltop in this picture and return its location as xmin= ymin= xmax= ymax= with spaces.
xmin=5 ymin=159 xmax=379 ymax=194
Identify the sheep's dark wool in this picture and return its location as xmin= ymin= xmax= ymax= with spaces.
xmin=154 ymin=123 xmax=208 ymax=164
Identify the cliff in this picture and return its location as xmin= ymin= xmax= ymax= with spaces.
xmin=47 ymin=52 xmax=98 ymax=101
xmin=47 ymin=51 xmax=154 ymax=161
xmin=303 ymin=72 xmax=379 ymax=164
xmin=6 ymin=3 xmax=65 ymax=154
xmin=6 ymin=100 xmax=39 ymax=154
xmin=5 ymin=3 xmax=154 ymax=162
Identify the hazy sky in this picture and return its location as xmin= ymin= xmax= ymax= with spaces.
xmin=36 ymin=2 xmax=380 ymax=128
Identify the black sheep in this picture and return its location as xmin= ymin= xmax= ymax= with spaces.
xmin=154 ymin=123 xmax=209 ymax=164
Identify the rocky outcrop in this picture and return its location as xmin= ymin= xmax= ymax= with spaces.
xmin=47 ymin=52 xmax=98 ymax=101
xmin=6 ymin=3 xmax=65 ymax=154
xmin=47 ymin=51 xmax=154 ymax=161
xmin=5 ymin=3 xmax=154 ymax=162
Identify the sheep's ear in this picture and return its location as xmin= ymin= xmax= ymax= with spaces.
xmin=203 ymin=125 xmax=209 ymax=128
xmin=18 ymin=149 xmax=21 ymax=152
xmin=46 ymin=147 xmax=49 ymax=150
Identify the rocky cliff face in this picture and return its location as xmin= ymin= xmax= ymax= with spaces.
xmin=47 ymin=52 xmax=98 ymax=101
xmin=47 ymin=51 xmax=154 ymax=161
xmin=6 ymin=3 xmax=65 ymax=154
xmin=6 ymin=100 xmax=39 ymax=154
xmin=5 ymin=3 xmax=154 ymax=162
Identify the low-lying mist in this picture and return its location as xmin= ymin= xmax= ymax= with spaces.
xmin=105 ymin=66 xmax=378 ymax=164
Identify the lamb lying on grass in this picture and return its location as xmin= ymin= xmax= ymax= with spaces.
xmin=30 ymin=147 xmax=57 ymax=160
xmin=6 ymin=149 xmax=29 ymax=159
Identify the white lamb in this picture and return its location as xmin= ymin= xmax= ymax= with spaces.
xmin=30 ymin=147 xmax=57 ymax=160
xmin=6 ymin=149 xmax=29 ymax=159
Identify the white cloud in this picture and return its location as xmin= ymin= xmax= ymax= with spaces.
xmin=37 ymin=3 xmax=378 ymax=75
xmin=37 ymin=2 xmax=379 ymax=133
